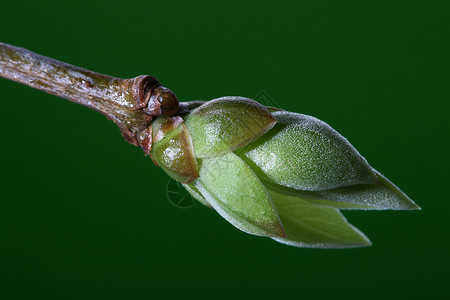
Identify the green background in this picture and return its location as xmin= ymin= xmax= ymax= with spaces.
xmin=1 ymin=0 xmax=448 ymax=299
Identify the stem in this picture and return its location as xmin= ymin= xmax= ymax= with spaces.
xmin=0 ymin=42 xmax=162 ymax=145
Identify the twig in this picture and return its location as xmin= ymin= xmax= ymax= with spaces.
xmin=0 ymin=42 xmax=205 ymax=148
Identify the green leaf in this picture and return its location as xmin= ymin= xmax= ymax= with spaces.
xmin=263 ymin=171 xmax=420 ymax=210
xmin=193 ymin=152 xmax=285 ymax=237
xmin=239 ymin=111 xmax=378 ymax=191
xmin=185 ymin=97 xmax=276 ymax=158
xmin=268 ymin=189 xmax=371 ymax=248
xmin=316 ymin=171 xmax=420 ymax=210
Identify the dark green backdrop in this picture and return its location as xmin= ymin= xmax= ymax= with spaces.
xmin=1 ymin=1 xmax=448 ymax=299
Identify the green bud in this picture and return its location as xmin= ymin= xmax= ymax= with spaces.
xmin=156 ymin=97 xmax=419 ymax=248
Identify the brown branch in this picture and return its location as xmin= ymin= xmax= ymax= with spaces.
xmin=0 ymin=42 xmax=171 ymax=146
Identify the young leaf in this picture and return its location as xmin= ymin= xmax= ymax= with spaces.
xmin=315 ymin=172 xmax=420 ymax=210
xmin=240 ymin=111 xmax=378 ymax=191
xmin=268 ymin=189 xmax=371 ymax=248
xmin=262 ymin=171 xmax=419 ymax=210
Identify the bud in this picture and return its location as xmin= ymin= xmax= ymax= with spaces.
xmin=150 ymin=97 xmax=420 ymax=248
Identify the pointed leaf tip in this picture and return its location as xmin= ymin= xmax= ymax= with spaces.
xmin=313 ymin=171 xmax=420 ymax=210
xmin=261 ymin=170 xmax=420 ymax=211
xmin=268 ymin=189 xmax=371 ymax=248
xmin=375 ymin=172 xmax=421 ymax=210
